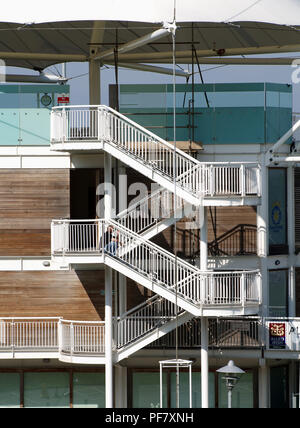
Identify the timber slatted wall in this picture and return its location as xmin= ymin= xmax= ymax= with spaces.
xmin=0 ymin=271 xmax=151 ymax=321
xmin=0 ymin=169 xmax=70 ymax=256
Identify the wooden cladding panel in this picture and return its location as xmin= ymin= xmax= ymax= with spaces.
xmin=0 ymin=230 xmax=50 ymax=256
xmin=207 ymin=206 xmax=257 ymax=241
xmin=0 ymin=271 xmax=104 ymax=321
xmin=0 ymin=271 xmax=151 ymax=321
xmin=0 ymin=169 xmax=70 ymax=256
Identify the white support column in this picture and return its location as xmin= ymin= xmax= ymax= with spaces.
xmin=118 ymin=165 xmax=128 ymax=316
xmin=200 ymin=206 xmax=208 ymax=271
xmin=257 ymin=157 xmax=269 ymax=316
xmin=288 ymin=165 xmax=296 ymax=317
xmin=105 ymin=266 xmax=113 ymax=409
xmin=104 ymin=152 xmax=113 ymax=408
xmin=115 ymin=365 xmax=128 ymax=408
xmin=200 ymin=206 xmax=209 ymax=408
xmin=258 ymin=359 xmax=269 ymax=408
xmin=201 ymin=317 xmax=209 ymax=409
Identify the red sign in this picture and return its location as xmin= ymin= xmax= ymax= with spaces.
xmin=269 ymin=323 xmax=286 ymax=349
xmin=58 ymin=96 xmax=70 ymax=104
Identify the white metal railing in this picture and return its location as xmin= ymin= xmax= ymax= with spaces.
xmin=116 ymin=187 xmax=186 ymax=235
xmin=59 ymin=320 xmax=105 ymax=355
xmin=114 ymin=296 xmax=181 ymax=349
xmin=0 ymin=318 xmax=59 ymax=352
xmin=0 ymin=318 xmax=106 ymax=357
xmin=51 ymin=219 xmax=261 ymax=308
xmin=51 ymin=105 xmax=261 ymax=198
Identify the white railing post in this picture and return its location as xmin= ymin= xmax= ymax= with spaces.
xmin=62 ymin=108 xmax=67 ymax=142
xmin=241 ymin=273 xmax=246 ymax=307
xmin=241 ymin=164 xmax=246 ymax=197
xmin=11 ymin=319 xmax=15 ymax=358
xmin=210 ymin=165 xmax=214 ymax=196
xmin=70 ymin=322 xmax=74 ymax=358
xmin=58 ymin=319 xmax=63 ymax=356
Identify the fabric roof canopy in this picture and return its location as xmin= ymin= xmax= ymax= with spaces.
xmin=3 ymin=0 xmax=300 ymax=26
xmin=1 ymin=0 xmax=300 ymax=71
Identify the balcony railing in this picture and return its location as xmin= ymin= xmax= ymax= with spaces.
xmin=0 ymin=318 xmax=59 ymax=352
xmin=0 ymin=318 xmax=105 ymax=358
xmin=0 ymin=317 xmax=300 ymax=358
xmin=148 ymin=318 xmax=261 ymax=349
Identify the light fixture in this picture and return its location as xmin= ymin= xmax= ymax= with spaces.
xmin=216 ymin=360 xmax=245 ymax=408
xmin=159 ymin=359 xmax=193 ymax=408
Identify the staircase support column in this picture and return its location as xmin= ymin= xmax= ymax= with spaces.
xmin=105 ymin=266 xmax=113 ymax=408
xmin=105 ymin=152 xmax=114 ymax=408
xmin=118 ymin=165 xmax=127 ymax=316
xmin=201 ymin=317 xmax=209 ymax=409
xmin=257 ymin=157 xmax=268 ymax=317
xmin=200 ymin=206 xmax=209 ymax=408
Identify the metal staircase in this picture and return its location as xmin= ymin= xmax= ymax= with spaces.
xmin=50 ymin=104 xmax=262 ymax=358
xmin=51 ymin=105 xmax=261 ymax=207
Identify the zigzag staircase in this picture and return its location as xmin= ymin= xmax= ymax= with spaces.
xmin=50 ymin=105 xmax=262 ymax=359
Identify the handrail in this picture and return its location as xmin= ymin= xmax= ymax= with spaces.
xmin=207 ymin=224 xmax=257 ymax=256
xmin=53 ymin=105 xmax=199 ymax=164
xmin=51 ymin=105 xmax=261 ymax=199
xmin=52 ymin=218 xmax=261 ymax=307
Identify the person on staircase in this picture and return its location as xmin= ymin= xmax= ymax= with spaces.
xmin=103 ymin=225 xmax=120 ymax=256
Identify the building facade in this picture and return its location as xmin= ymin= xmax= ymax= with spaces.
xmin=0 ymin=82 xmax=298 ymax=408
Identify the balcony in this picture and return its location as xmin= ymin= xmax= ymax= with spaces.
xmin=0 ymin=317 xmax=299 ymax=362
xmin=0 ymin=318 xmax=105 ymax=364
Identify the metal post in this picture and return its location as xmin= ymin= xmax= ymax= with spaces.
xmin=105 ymin=266 xmax=113 ymax=408
xmin=257 ymin=156 xmax=268 ymax=317
xmin=228 ymin=388 xmax=232 ymax=409
xmin=200 ymin=205 xmax=209 ymax=408
xmin=118 ymin=165 xmax=127 ymax=317
xmin=258 ymin=359 xmax=268 ymax=408
xmin=104 ymin=150 xmax=113 ymax=408
xmin=201 ymin=317 xmax=209 ymax=408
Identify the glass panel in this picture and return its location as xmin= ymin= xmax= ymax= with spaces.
xmin=270 ymin=366 xmax=289 ymax=408
xmin=269 ymin=270 xmax=288 ymax=317
xmin=0 ymin=373 xmax=20 ymax=408
xmin=24 ymin=372 xmax=70 ymax=408
xmin=0 ymin=84 xmax=69 ymax=147
xmin=269 ymin=169 xmax=287 ymax=247
xmin=170 ymin=372 xmax=215 ymax=408
xmin=73 ymin=373 xmax=105 ymax=408
xmin=218 ymin=372 xmax=253 ymax=408
xmin=132 ymin=372 xmax=167 ymax=408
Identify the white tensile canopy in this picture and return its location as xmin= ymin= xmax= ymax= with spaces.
xmin=0 ymin=0 xmax=300 ymax=70
xmin=3 ymin=0 xmax=300 ymax=26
